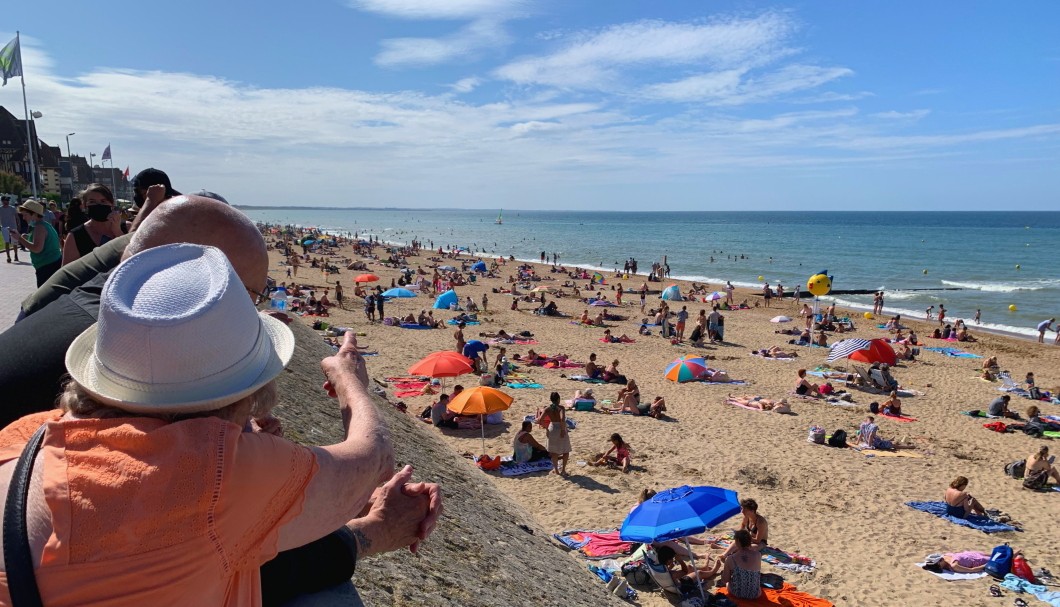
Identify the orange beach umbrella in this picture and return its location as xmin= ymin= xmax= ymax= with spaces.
xmin=408 ymin=351 xmax=474 ymax=378
xmin=446 ymin=386 xmax=514 ymax=454
xmin=355 ymin=273 xmax=380 ymax=283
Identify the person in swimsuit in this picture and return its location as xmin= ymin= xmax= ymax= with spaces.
xmin=881 ymin=391 xmax=903 ymax=417
xmin=589 ymin=433 xmax=632 ymax=472
xmin=511 ymin=421 xmax=548 ymax=463
xmin=921 ymin=551 xmax=990 ymax=573
xmin=944 ymin=476 xmax=986 ymax=519
xmin=794 ymin=369 xmax=819 ymax=396
xmin=717 ymin=529 xmax=762 ymax=599
xmin=535 ymin=392 xmax=570 ymax=476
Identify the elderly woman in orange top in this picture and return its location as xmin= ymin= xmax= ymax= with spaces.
xmin=0 ymin=244 xmax=441 ymax=606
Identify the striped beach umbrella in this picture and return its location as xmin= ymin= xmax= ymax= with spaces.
xmin=706 ymin=291 xmax=725 ymax=301
xmin=826 ymin=338 xmax=873 ymax=363
xmin=664 ymin=356 xmax=709 ymax=383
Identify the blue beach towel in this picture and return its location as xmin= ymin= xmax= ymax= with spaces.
xmin=446 ymin=319 xmax=480 ymax=326
xmin=905 ymin=501 xmax=1018 ymax=533
xmin=506 ymin=382 xmax=543 ymax=389
xmin=923 ymin=347 xmax=982 ymax=359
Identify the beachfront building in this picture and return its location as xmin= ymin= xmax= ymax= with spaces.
xmin=0 ymin=105 xmax=41 ymax=192
xmin=38 ymin=143 xmax=62 ymax=196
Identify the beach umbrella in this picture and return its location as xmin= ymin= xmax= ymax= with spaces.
xmin=592 ymin=272 xmax=605 ymax=284
xmin=381 ymin=288 xmax=416 ymax=298
xmin=446 ymin=386 xmax=514 ymax=453
xmin=848 ymin=338 xmax=897 ymax=366
xmin=302 ymin=239 xmax=316 ymax=246
xmin=826 ymin=338 xmax=873 ymax=363
xmin=408 ymin=351 xmax=474 ymax=378
xmin=620 ymin=485 xmax=741 ymax=601
xmin=589 ymin=299 xmax=616 ymax=307
xmin=530 ymin=286 xmax=552 ymax=293
xmin=354 ymin=273 xmax=379 ymax=283
xmin=770 ymin=315 xmax=792 ymax=323
xmin=705 ymin=291 xmax=725 ymax=301
xmin=433 ymin=289 xmax=459 ymax=310
xmin=661 ymin=285 xmax=682 ymax=301
xmin=471 ymin=261 xmax=487 ymax=272
xmin=438 ymin=265 xmax=457 ymax=272
xmin=664 ymin=356 xmax=709 ymax=383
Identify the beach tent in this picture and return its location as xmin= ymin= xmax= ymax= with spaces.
xmin=848 ymin=339 xmax=897 ymax=366
xmin=660 ymin=285 xmax=683 ymax=301
xmin=471 ymin=261 xmax=487 ymax=273
xmin=433 ymin=289 xmax=459 ymax=310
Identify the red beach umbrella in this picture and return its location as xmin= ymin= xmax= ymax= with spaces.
xmin=847 ymin=339 xmax=897 ymax=366
xmin=355 ymin=273 xmax=380 ymax=283
xmin=408 ymin=351 xmax=474 ymax=378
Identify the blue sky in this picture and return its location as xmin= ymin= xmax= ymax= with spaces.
xmin=3 ymin=1 xmax=1059 ymax=209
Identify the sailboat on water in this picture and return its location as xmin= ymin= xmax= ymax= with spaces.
xmin=495 ymin=210 xmax=503 ymax=225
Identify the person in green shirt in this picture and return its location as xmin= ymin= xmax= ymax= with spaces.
xmin=7 ymin=199 xmax=62 ymax=286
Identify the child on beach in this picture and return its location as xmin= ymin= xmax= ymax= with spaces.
xmin=590 ymin=433 xmax=632 ymax=472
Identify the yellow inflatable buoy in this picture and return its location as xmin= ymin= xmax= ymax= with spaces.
xmin=758 ymin=275 xmax=764 ymax=281
xmin=1008 ymin=304 xmax=1018 ymax=312
xmin=807 ymin=273 xmax=831 ymax=297
xmin=863 ymin=312 xmax=874 ymax=320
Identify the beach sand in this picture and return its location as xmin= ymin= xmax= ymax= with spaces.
xmin=268 ymin=240 xmax=1060 ymax=607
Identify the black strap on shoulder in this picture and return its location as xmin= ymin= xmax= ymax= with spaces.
xmin=71 ymin=224 xmax=95 ymax=257
xmin=3 ymin=425 xmax=47 ymax=607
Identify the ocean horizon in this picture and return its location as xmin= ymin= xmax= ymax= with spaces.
xmin=245 ymin=208 xmax=1060 ymax=339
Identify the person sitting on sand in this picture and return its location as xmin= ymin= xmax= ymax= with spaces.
xmin=608 ymin=380 xmax=641 ymax=414
xmin=512 ymin=420 xmax=549 ymax=463
xmin=589 ymin=433 xmax=632 ymax=472
xmin=853 ymin=415 xmax=913 ymax=451
xmin=957 ymin=326 xmax=976 ymax=342
xmin=647 ymin=396 xmax=667 ymax=418
xmin=402 ymin=312 xmax=417 ymax=325
xmin=593 ymin=311 xmax=606 ymax=326
xmin=881 ymin=391 xmax=903 ymax=417
xmin=982 ymin=356 xmax=999 ymax=372
xmin=580 ymin=309 xmax=591 ymax=324
xmin=944 ymin=476 xmax=987 ymax=518
xmin=814 ymin=331 xmax=828 ymax=347
xmin=1024 ymin=445 xmax=1060 ymax=489
xmin=1025 ymin=406 xmax=1060 ymax=431
xmin=988 ymin=394 xmax=1019 ymax=419
xmin=726 ymin=395 xmax=790 ymax=413
xmin=921 ymin=552 xmax=990 ymax=574
xmin=585 ymin=353 xmax=603 ymax=379
xmin=930 ymin=328 xmax=942 ymax=339
xmin=794 ymin=369 xmax=819 ymax=396
xmin=603 ymin=359 xmax=627 ymax=384
xmin=431 ymin=394 xmax=458 ymax=429
xmin=715 ymin=530 xmax=762 ymax=600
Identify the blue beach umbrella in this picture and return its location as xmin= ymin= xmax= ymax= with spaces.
xmin=621 ymin=485 xmax=740 ymax=600
xmin=471 ymin=261 xmax=487 ymax=272
xmin=381 ymin=288 xmax=416 ymax=298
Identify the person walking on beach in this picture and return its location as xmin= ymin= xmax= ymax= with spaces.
xmin=481 ymin=292 xmax=488 ymax=311
xmin=974 ymin=308 xmax=981 ymax=324
xmin=676 ymin=305 xmax=689 ymax=340
xmin=762 ymin=283 xmax=772 ymax=307
xmin=925 ymin=305 xmax=934 ymax=320
xmin=364 ymin=293 xmax=375 ymax=322
xmin=938 ymin=305 xmax=946 ymax=326
xmin=640 ymin=289 xmax=647 ymax=313
xmin=726 ymin=281 xmax=735 ymax=307
xmin=1037 ymin=318 xmax=1055 ymax=344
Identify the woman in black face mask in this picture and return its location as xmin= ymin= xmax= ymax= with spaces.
xmin=61 ymin=183 xmax=125 ymax=266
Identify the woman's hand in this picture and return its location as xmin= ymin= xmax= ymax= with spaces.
xmin=320 ymin=332 xmax=370 ymax=397
xmin=346 ymin=465 xmax=438 ymax=556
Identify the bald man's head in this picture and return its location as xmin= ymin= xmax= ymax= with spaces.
xmin=124 ymin=196 xmax=268 ymax=292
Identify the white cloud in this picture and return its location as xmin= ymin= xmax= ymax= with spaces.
xmin=495 ymin=13 xmax=797 ymax=89
xmin=349 ymin=0 xmax=524 ymax=20
xmin=450 ymin=76 xmax=483 ymax=93
xmin=375 ymin=18 xmax=510 ymax=67
xmin=872 ymin=109 xmax=930 ymax=120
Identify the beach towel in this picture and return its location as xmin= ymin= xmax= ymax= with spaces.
xmin=567 ymin=375 xmax=608 ymax=384
xmin=506 ymin=382 xmax=543 ymax=389
xmin=1000 ymin=573 xmax=1060 ymax=606
xmin=446 ymin=319 xmax=480 ymax=325
xmin=905 ymin=501 xmax=1018 ymax=533
xmin=924 ymin=346 xmax=982 ymax=359
xmin=552 ymin=529 xmax=633 ymax=559
xmin=717 ymin=582 xmax=834 ymax=607
xmin=701 ymin=379 xmax=747 ymax=386
xmin=599 ymin=337 xmax=636 ymax=343
xmin=915 ymin=563 xmax=987 ymax=581
xmin=394 ymin=390 xmax=429 ymax=399
xmin=751 ymin=354 xmax=796 ymax=361
xmin=860 ymin=449 xmax=923 ymax=458
xmin=498 ymin=458 xmax=553 ymax=477
xmin=962 ymin=410 xmax=1000 ymax=419
xmin=399 ymin=323 xmax=432 ymax=329
xmin=880 ymin=413 xmax=918 ymax=422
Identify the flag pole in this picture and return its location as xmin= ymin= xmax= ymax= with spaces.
xmin=17 ymin=32 xmax=38 ymax=198
xmin=108 ymin=149 xmax=115 ymax=196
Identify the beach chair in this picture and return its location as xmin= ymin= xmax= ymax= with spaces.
xmin=643 ymin=548 xmax=683 ymax=596
xmin=852 ymin=365 xmax=884 ymax=393
xmin=998 ymin=372 xmax=1023 ymax=393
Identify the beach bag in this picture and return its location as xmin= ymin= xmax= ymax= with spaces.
xmin=868 ymin=402 xmax=880 ymax=414
xmin=1011 ymin=555 xmax=1037 ymax=583
xmin=573 ymin=400 xmax=596 ymax=412
xmin=1004 ymin=459 xmax=1026 ymax=479
xmin=1028 ymin=386 xmax=1042 ymax=400
xmin=621 ymin=560 xmax=651 ymax=587
xmin=984 ymin=544 xmax=1014 ymax=579
xmin=1022 ymin=422 xmax=1045 ymax=438
xmin=827 ymin=429 xmax=847 ymax=448
xmin=807 ymin=426 xmax=825 ymax=444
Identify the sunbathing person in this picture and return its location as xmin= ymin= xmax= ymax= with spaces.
xmin=589 ymin=433 xmax=632 ymax=472
xmin=715 ymin=530 xmax=762 ymax=600
xmin=794 ymin=369 xmax=819 ymax=396
xmin=607 ymin=380 xmax=641 ymax=414
xmin=602 ymin=359 xmax=627 ymax=384
xmin=700 ymin=369 xmax=732 ymax=383
xmin=814 ymin=331 xmax=828 ymax=347
xmin=726 ymin=395 xmax=790 ymax=413
xmin=921 ymin=551 xmax=990 ymax=574
xmin=944 ymin=476 xmax=987 ymax=518
xmin=752 ymin=346 xmax=797 ymax=358
xmin=881 ymin=391 xmax=903 ymax=416
xmin=853 ymin=416 xmax=914 ymax=450
xmin=1023 ymin=445 xmax=1060 ymax=489
xmin=579 ymin=309 xmax=591 ymax=324
xmin=647 ymin=396 xmax=667 ymax=418
xmin=511 ymin=420 xmax=549 ymax=463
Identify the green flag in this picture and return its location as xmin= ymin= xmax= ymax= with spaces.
xmin=0 ymin=35 xmax=22 ymax=86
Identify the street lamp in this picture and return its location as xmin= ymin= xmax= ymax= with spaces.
xmin=66 ymin=132 xmax=75 ymax=158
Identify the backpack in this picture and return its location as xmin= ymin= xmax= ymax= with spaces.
xmin=620 ymin=560 xmax=652 ymax=587
xmin=984 ymin=544 xmax=1014 ymax=580
xmin=1004 ymin=459 xmax=1027 ymax=479
xmin=827 ymin=429 xmax=847 ymax=448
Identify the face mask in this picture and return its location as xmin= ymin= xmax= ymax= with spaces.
xmin=87 ymin=205 xmax=113 ymax=222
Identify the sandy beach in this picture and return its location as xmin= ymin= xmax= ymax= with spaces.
xmin=267 ymin=236 xmax=1060 ymax=607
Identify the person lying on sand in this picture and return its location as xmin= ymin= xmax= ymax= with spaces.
xmin=752 ymin=346 xmax=797 ymax=358
xmin=945 ymin=476 xmax=987 ymax=518
xmin=589 ymin=433 xmax=632 ymax=472
xmin=700 ymin=369 xmax=731 ymax=383
xmin=602 ymin=329 xmax=633 ymax=343
xmin=726 ymin=395 xmax=790 ymax=413
xmin=921 ymin=551 xmax=990 ymax=574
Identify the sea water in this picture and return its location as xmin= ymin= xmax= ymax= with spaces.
xmin=245 ymin=209 xmax=1060 ymax=339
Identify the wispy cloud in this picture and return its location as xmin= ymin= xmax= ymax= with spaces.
xmin=450 ymin=76 xmax=483 ymax=93
xmin=644 ymin=65 xmax=852 ymax=105
xmin=872 ymin=109 xmax=930 ymax=120
xmin=349 ymin=0 xmax=524 ymax=20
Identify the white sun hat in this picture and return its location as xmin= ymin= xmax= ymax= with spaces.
xmin=66 ymin=243 xmax=294 ymax=413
